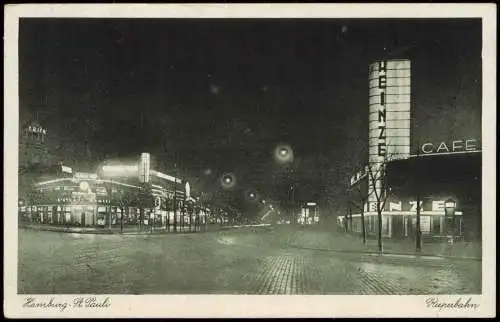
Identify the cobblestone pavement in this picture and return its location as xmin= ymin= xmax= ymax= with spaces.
xmin=240 ymin=250 xmax=481 ymax=295
xmin=18 ymin=228 xmax=481 ymax=294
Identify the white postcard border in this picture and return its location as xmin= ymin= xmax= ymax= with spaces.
xmin=4 ymin=3 xmax=496 ymax=318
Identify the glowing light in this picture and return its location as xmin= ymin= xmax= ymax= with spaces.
xmin=79 ymin=181 xmax=90 ymax=191
xmin=36 ymin=178 xmax=72 ymax=186
xmin=221 ymin=173 xmax=236 ymax=189
xmin=151 ymin=170 xmax=182 ymax=183
xmin=274 ymin=144 xmax=294 ymax=164
xmin=102 ymin=165 xmax=138 ymax=174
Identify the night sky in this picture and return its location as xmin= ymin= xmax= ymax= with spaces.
xmin=19 ymin=18 xmax=482 ymax=213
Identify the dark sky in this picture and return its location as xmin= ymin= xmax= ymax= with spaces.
xmin=19 ymin=18 xmax=482 ymax=212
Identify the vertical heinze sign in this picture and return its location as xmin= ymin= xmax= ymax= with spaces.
xmin=368 ymin=59 xmax=411 ymax=205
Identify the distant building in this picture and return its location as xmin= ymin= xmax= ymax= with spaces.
xmin=299 ymin=202 xmax=320 ymax=225
xmin=18 ymin=120 xmax=59 ymax=204
xmin=19 ymin=121 xmax=53 ymax=168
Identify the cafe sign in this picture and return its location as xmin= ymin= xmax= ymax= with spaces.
xmin=421 ymin=138 xmax=481 ymax=155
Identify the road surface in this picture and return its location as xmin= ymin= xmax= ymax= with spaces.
xmin=18 ymin=227 xmax=481 ymax=294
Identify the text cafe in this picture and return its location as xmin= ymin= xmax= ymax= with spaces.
xmin=348 ymin=198 xmax=463 ymax=239
xmin=420 ymin=138 xmax=481 ymax=155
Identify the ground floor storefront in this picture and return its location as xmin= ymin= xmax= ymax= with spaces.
xmin=18 ymin=204 xmax=229 ymax=233
xmin=344 ymin=212 xmax=464 ymax=240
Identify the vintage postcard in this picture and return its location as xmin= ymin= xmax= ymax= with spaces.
xmin=4 ymin=3 xmax=496 ymax=318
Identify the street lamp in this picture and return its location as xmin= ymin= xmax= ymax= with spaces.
xmin=274 ymin=144 xmax=294 ymax=164
xmin=221 ymin=173 xmax=236 ymax=189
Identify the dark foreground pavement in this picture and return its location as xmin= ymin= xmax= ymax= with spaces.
xmin=18 ymin=227 xmax=482 ymax=294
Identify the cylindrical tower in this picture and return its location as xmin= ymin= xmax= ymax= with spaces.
xmin=368 ymin=59 xmax=412 ymax=208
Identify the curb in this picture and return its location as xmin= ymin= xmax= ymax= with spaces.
xmin=288 ymin=244 xmax=482 ymax=262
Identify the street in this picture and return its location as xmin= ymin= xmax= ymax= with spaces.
xmin=18 ymin=227 xmax=481 ymax=295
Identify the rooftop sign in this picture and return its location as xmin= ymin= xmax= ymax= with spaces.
xmin=74 ymin=172 xmax=98 ymax=180
xmin=61 ymin=165 xmax=73 ymax=174
xmin=420 ymin=138 xmax=481 ymax=155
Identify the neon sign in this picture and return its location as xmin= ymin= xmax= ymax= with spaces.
xmin=377 ymin=61 xmax=387 ymax=157
xmin=74 ymin=172 xmax=98 ymax=180
xmin=368 ymin=59 xmax=411 ymax=205
xmin=421 ymin=138 xmax=481 ymax=154
xmin=28 ymin=125 xmax=47 ymax=134
xmin=366 ymin=198 xmax=459 ymax=214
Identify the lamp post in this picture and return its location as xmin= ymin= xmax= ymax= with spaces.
xmin=444 ymin=198 xmax=457 ymax=244
xmin=274 ymin=145 xmax=295 ymax=225
xmin=173 ymin=163 xmax=178 ymax=233
xmin=106 ymin=181 xmax=114 ymax=230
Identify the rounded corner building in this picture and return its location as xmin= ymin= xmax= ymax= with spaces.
xmin=346 ymin=58 xmax=481 ymax=243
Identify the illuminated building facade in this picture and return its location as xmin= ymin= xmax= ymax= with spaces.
xmin=346 ymin=58 xmax=481 ymax=241
xmin=19 ymin=153 xmax=231 ymax=232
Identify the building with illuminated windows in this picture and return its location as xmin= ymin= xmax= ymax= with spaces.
xmin=18 ymin=152 xmax=232 ymax=232
xmin=344 ymin=59 xmax=482 ymax=242
xmin=346 ymin=151 xmax=481 ymax=241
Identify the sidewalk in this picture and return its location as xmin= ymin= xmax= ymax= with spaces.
xmin=20 ymin=223 xmax=225 ymax=235
xmin=286 ymin=228 xmax=482 ymax=261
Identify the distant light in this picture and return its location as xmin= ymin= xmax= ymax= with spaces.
xmin=79 ymin=181 xmax=89 ymax=191
xmin=307 ymin=202 xmax=317 ymax=206
xmin=210 ymin=84 xmax=220 ymax=94
xmin=274 ymin=144 xmax=294 ymax=164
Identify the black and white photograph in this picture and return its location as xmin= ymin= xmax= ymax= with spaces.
xmin=4 ymin=3 xmax=496 ymax=318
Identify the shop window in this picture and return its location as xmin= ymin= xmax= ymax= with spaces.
xmin=421 ymin=216 xmax=431 ymax=234
xmin=382 ymin=216 xmax=390 ymax=235
xmin=432 ymin=217 xmax=441 ymax=235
